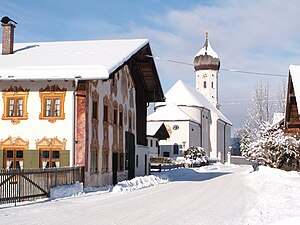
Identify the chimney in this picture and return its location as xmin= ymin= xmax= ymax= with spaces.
xmin=1 ymin=16 xmax=17 ymax=55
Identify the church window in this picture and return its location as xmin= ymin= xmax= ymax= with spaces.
xmin=204 ymin=81 xmax=207 ymax=88
xmin=173 ymin=125 xmax=179 ymax=130
xmin=173 ymin=143 xmax=179 ymax=155
xmin=136 ymin=155 xmax=139 ymax=167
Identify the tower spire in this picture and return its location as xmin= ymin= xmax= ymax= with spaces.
xmin=204 ymin=31 xmax=208 ymax=51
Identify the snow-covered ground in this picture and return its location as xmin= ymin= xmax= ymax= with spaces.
xmin=0 ymin=164 xmax=299 ymax=225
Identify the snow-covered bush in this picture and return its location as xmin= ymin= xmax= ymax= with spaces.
xmin=242 ymin=122 xmax=300 ymax=171
xmin=184 ymin=146 xmax=209 ymax=167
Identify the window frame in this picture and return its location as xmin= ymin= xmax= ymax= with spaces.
xmin=39 ymin=87 xmax=66 ymax=123
xmin=36 ymin=136 xmax=66 ymax=168
xmin=39 ymin=148 xmax=61 ymax=168
xmin=4 ymin=148 xmax=25 ymax=169
xmin=2 ymin=88 xmax=29 ymax=125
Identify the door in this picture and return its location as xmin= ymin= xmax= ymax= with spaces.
xmin=112 ymin=153 xmax=118 ymax=185
xmin=125 ymin=131 xmax=135 ymax=180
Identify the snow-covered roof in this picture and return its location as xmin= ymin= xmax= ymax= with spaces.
xmin=147 ymin=122 xmax=164 ymax=136
xmin=146 ymin=121 xmax=169 ymax=140
xmin=289 ymin=65 xmax=300 ymax=115
xmin=0 ymin=39 xmax=148 ymax=80
xmin=159 ymin=80 xmax=231 ymax=125
xmin=147 ymin=103 xmax=196 ymax=122
xmin=195 ymin=39 xmax=219 ymax=59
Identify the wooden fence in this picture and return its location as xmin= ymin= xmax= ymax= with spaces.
xmin=0 ymin=166 xmax=84 ymax=205
xmin=151 ymin=163 xmax=184 ymax=172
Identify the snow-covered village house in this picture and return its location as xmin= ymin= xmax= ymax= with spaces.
xmin=284 ymin=65 xmax=300 ymax=136
xmin=147 ymin=122 xmax=169 ymax=157
xmin=147 ymin=33 xmax=232 ymax=162
xmin=0 ymin=19 xmax=164 ymax=186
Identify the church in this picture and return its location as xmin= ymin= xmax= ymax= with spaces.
xmin=147 ymin=33 xmax=232 ymax=163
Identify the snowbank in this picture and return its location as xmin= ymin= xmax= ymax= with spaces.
xmin=244 ymin=166 xmax=300 ymax=225
xmin=50 ymin=181 xmax=83 ymax=199
xmin=111 ymin=175 xmax=168 ymax=193
xmin=49 ymin=175 xmax=168 ymax=199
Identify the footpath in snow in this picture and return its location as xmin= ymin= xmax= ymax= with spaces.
xmin=0 ymin=163 xmax=299 ymax=225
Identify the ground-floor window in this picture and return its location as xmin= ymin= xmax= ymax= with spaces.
xmin=4 ymin=148 xmax=24 ymax=169
xmin=91 ymin=149 xmax=98 ymax=173
xmin=40 ymin=149 xmax=60 ymax=168
xmin=102 ymin=151 xmax=109 ymax=172
xmin=173 ymin=143 xmax=179 ymax=155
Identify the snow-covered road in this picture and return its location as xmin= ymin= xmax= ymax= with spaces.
xmin=0 ymin=165 xmax=253 ymax=225
xmin=1 ymin=164 xmax=299 ymax=225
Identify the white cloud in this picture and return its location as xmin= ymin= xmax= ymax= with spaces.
xmin=115 ymin=0 xmax=300 ymax=132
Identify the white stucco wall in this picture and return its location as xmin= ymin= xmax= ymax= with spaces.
xmin=147 ymin=137 xmax=159 ymax=157
xmin=179 ymin=106 xmax=202 ymax=124
xmin=195 ymin=69 xmax=219 ymax=108
xmin=209 ymin=112 xmax=218 ymax=159
xmin=216 ymin=120 xmax=232 ymax=163
xmin=201 ymin=109 xmax=211 ymax=155
xmin=189 ymin=122 xmax=201 ymax=147
xmin=135 ymin=145 xmax=149 ymax=176
xmin=0 ymin=80 xmax=74 ymax=151
xmin=159 ymin=120 xmax=201 ymax=159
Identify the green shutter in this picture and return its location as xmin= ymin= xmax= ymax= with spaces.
xmin=60 ymin=150 xmax=70 ymax=167
xmin=23 ymin=150 xmax=40 ymax=169
xmin=0 ymin=149 xmax=3 ymax=169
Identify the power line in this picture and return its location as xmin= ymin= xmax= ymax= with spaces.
xmin=145 ymin=55 xmax=287 ymax=77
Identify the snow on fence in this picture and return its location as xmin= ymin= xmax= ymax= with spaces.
xmin=0 ymin=166 xmax=84 ymax=205
xmin=230 ymin=156 xmax=252 ymax=165
xmin=150 ymin=163 xmax=184 ymax=172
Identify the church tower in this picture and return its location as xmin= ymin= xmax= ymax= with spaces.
xmin=194 ymin=32 xmax=220 ymax=109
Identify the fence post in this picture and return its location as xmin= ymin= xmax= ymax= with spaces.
xmin=218 ymin=152 xmax=222 ymax=162
xmin=227 ymin=151 xmax=231 ymax=164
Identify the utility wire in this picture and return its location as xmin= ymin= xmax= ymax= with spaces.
xmin=145 ymin=55 xmax=287 ymax=77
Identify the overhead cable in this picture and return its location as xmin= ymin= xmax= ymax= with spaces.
xmin=145 ymin=55 xmax=287 ymax=77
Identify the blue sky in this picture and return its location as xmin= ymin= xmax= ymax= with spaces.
xmin=1 ymin=0 xmax=300 ymax=133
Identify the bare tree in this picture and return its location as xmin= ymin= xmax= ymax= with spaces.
xmin=246 ymin=83 xmax=272 ymax=138
xmin=272 ymin=79 xmax=287 ymax=114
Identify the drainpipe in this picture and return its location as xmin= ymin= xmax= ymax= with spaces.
xmin=72 ymin=78 xmax=79 ymax=166
xmin=224 ymin=123 xmax=226 ymax=163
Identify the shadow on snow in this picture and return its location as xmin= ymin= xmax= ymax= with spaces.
xmin=153 ymin=168 xmax=231 ymax=182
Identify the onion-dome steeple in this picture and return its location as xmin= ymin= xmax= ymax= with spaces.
xmin=194 ymin=32 xmax=220 ymax=71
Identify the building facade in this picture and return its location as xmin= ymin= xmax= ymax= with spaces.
xmin=0 ymin=21 xmax=164 ymax=186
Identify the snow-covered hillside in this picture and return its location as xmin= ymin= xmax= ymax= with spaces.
xmin=0 ymin=164 xmax=299 ymax=225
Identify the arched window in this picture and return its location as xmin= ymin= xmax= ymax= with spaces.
xmin=173 ymin=143 xmax=179 ymax=155
xmin=211 ymin=82 xmax=214 ymax=88
xmin=204 ymin=81 xmax=207 ymax=88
